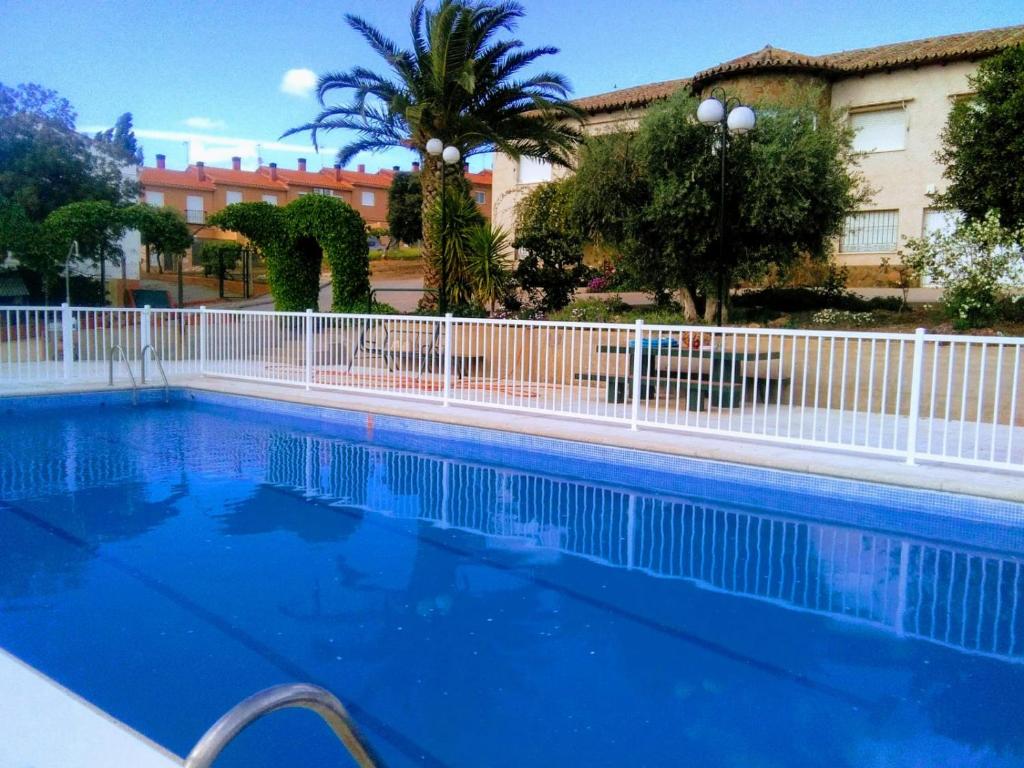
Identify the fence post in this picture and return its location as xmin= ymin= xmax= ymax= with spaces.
xmin=140 ymin=304 xmax=152 ymax=384
xmin=630 ymin=318 xmax=645 ymax=431
xmin=442 ymin=313 xmax=453 ymax=407
xmin=61 ymin=302 xmax=73 ymax=381
xmin=905 ymin=327 xmax=926 ymax=465
xmin=304 ymin=308 xmax=314 ymax=391
xmin=199 ymin=305 xmax=207 ymax=376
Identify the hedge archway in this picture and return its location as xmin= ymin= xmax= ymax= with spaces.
xmin=209 ymin=196 xmax=369 ymax=312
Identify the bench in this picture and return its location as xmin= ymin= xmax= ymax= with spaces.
xmin=575 ymin=372 xmax=790 ymax=409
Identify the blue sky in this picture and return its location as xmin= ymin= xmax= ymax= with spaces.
xmin=1 ymin=0 xmax=1020 ymax=173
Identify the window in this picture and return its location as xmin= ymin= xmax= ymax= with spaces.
xmin=850 ymin=108 xmax=906 ymax=153
xmin=312 ymin=187 xmax=337 ymax=197
xmin=185 ymin=195 xmax=204 ymax=224
xmin=145 ymin=190 xmax=164 ymax=207
xmin=225 ymin=190 xmax=243 ymax=205
xmin=840 ymin=210 xmax=899 ymax=253
xmin=361 ymin=191 xmax=376 ymax=207
xmin=474 ymin=191 xmax=486 ymax=204
xmin=262 ymin=194 xmax=278 ymax=206
xmin=517 ymin=156 xmax=552 ymax=184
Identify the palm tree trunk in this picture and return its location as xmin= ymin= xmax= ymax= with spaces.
xmin=419 ymin=154 xmax=442 ymax=310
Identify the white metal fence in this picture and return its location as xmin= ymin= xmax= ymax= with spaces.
xmin=2 ymin=305 xmax=1022 ymax=471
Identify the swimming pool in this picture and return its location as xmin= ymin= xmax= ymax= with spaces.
xmin=2 ymin=389 xmax=1023 ymax=767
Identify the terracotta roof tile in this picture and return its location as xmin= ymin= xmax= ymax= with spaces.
xmin=693 ymin=45 xmax=839 ymax=83
xmin=824 ymin=23 xmax=1024 ymax=72
xmin=204 ymin=166 xmax=288 ymax=191
xmin=574 ymin=77 xmax=690 ymax=114
xmin=331 ymin=168 xmax=395 ymax=189
xmin=573 ymin=24 xmax=1024 ymax=114
xmin=139 ymin=166 xmax=215 ymax=191
xmin=268 ymin=167 xmax=354 ymax=192
xmin=466 ymin=169 xmax=493 ymax=186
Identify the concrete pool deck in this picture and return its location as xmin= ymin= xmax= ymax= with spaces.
xmin=3 ymin=375 xmax=1021 ymax=504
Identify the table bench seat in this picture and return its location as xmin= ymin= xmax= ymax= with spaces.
xmin=575 ymin=372 xmax=790 ymax=409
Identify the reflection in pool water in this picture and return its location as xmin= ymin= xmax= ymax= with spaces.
xmin=0 ymin=398 xmax=1022 ymax=767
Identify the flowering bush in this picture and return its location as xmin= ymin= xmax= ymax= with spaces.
xmin=810 ymin=309 xmax=876 ymax=326
xmin=902 ymin=211 xmax=1024 ymax=329
xmin=586 ymin=276 xmax=610 ymax=292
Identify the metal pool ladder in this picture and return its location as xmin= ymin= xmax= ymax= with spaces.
xmin=140 ymin=344 xmax=170 ymax=402
xmin=107 ymin=345 xmax=170 ymax=404
xmin=183 ymin=683 xmax=381 ymax=768
xmin=108 ymin=345 xmax=138 ymax=405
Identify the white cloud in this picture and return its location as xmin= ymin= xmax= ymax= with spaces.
xmin=183 ymin=116 xmax=226 ymax=130
xmin=128 ymin=128 xmax=338 ymax=166
xmin=280 ymin=68 xmax=317 ymax=98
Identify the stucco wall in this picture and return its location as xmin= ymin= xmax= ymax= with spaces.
xmin=829 ymin=61 xmax=975 ymax=276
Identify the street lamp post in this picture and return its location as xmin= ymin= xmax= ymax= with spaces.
xmin=425 ymin=138 xmax=461 ymax=316
xmin=697 ymin=88 xmax=755 ymax=326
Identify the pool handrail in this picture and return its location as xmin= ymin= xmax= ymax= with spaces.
xmin=107 ymin=344 xmax=137 ymax=405
xmin=182 ymin=683 xmax=381 ymax=768
xmin=140 ymin=343 xmax=170 ymax=402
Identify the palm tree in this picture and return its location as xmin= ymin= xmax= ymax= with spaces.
xmin=283 ymin=0 xmax=583 ymax=301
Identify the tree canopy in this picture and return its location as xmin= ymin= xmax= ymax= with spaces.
xmin=123 ymin=204 xmax=193 ymax=267
xmin=209 ymin=196 xmax=369 ymax=312
xmin=387 ymin=171 xmax=423 ymax=245
xmin=938 ymin=45 xmax=1024 ymax=233
xmin=94 ymin=112 xmax=144 ymax=165
xmin=571 ymin=90 xmax=864 ymax=320
xmin=0 ymin=82 xmax=132 ymax=222
xmin=283 ymin=0 xmax=583 ymax=297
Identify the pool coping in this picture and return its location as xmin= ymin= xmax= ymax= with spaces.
xmin=0 ymin=647 xmax=183 ymax=767
xmin=2 ymin=375 xmax=1023 ymax=505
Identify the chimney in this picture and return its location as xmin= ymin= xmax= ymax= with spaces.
xmin=156 ymin=154 xmax=166 ymax=169
xmin=196 ymin=161 xmax=205 ymax=181
xmin=269 ymin=162 xmax=277 ymax=180
xmin=392 ymin=165 xmax=400 ymax=172
xmin=333 ymin=163 xmax=342 ymax=182
xmin=298 ymin=157 xmax=307 ymax=172
xmin=412 ymin=161 xmax=420 ymax=172
xmin=357 ymin=163 xmax=365 ymax=174
xmin=231 ymin=156 xmax=241 ymax=171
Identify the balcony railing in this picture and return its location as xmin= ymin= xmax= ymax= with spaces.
xmin=186 ymin=208 xmax=206 ymax=224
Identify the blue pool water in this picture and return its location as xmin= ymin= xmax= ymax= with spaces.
xmin=1 ymin=391 xmax=1023 ymax=767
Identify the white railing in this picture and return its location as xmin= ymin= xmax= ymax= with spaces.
xmin=2 ymin=305 xmax=1022 ymax=471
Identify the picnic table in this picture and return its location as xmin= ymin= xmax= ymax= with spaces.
xmin=580 ymin=341 xmax=786 ymax=408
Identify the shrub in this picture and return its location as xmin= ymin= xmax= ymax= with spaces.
xmin=811 ymin=309 xmax=877 ymax=326
xmin=902 ymin=210 xmax=1024 ymax=329
xmin=512 ymin=180 xmax=586 ymax=312
xmin=733 ymin=287 xmax=901 ymax=313
xmin=196 ymin=241 xmax=243 ymax=277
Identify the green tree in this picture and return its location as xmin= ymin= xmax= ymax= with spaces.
xmin=387 ymin=171 xmax=423 ymax=245
xmin=512 ymin=179 xmax=586 ymax=312
xmin=283 ymin=0 xmax=582 ymax=299
xmin=574 ymin=90 xmax=864 ymax=321
xmin=43 ymin=200 xmax=127 ymax=305
xmin=938 ymin=45 xmax=1024 ymax=233
xmin=0 ymin=82 xmax=131 ymax=222
xmin=209 ymin=196 xmax=369 ymax=312
xmin=123 ymin=204 xmax=193 ymax=273
xmin=94 ymin=112 xmax=144 ymax=165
